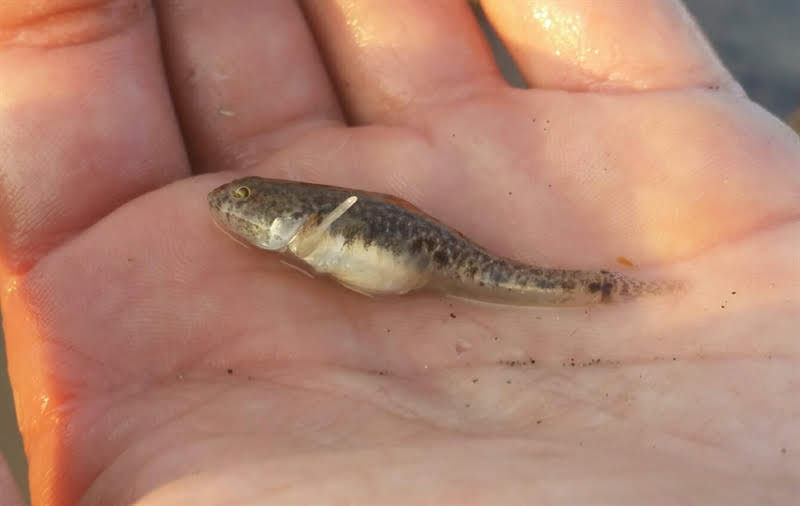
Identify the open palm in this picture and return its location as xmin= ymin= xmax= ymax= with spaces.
xmin=2 ymin=1 xmax=799 ymax=505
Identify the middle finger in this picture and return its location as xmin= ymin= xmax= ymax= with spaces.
xmin=302 ymin=0 xmax=506 ymax=124
xmin=155 ymin=0 xmax=344 ymax=173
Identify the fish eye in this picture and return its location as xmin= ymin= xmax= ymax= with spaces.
xmin=232 ymin=186 xmax=251 ymax=199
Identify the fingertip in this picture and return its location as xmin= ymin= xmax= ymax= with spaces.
xmin=482 ymin=0 xmax=739 ymax=92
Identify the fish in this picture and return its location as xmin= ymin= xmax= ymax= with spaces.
xmin=207 ymin=176 xmax=683 ymax=306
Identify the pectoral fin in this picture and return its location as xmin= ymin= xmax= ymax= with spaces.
xmin=291 ymin=195 xmax=358 ymax=258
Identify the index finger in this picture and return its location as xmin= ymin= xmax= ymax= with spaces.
xmin=0 ymin=2 xmax=189 ymax=276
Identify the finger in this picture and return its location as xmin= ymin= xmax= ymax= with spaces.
xmin=481 ymin=0 xmax=740 ymax=91
xmin=301 ymin=0 xmax=505 ymax=124
xmin=155 ymin=0 xmax=344 ymax=173
xmin=0 ymin=2 xmax=189 ymax=276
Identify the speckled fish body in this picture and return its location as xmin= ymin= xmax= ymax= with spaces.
xmin=208 ymin=176 xmax=680 ymax=306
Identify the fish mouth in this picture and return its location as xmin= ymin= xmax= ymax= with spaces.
xmin=208 ymin=183 xmax=241 ymax=231
xmin=208 ymin=199 xmax=256 ymax=249
xmin=207 ymin=184 xmax=267 ymax=249
xmin=207 ymin=189 xmax=229 ymax=226
xmin=207 ymin=183 xmax=230 ymax=211
xmin=208 ymin=182 xmax=247 ymax=223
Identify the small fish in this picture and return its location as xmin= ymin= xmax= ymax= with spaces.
xmin=208 ymin=177 xmax=683 ymax=306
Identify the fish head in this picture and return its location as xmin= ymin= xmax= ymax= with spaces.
xmin=208 ymin=177 xmax=308 ymax=251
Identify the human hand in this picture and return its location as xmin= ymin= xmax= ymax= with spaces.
xmin=1 ymin=1 xmax=798 ymax=504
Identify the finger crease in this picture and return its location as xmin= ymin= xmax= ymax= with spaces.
xmin=0 ymin=0 xmax=151 ymax=50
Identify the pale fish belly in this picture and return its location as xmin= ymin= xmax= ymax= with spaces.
xmin=294 ymin=233 xmax=430 ymax=296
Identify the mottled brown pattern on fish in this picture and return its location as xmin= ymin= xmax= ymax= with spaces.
xmin=208 ymin=177 xmax=684 ymax=306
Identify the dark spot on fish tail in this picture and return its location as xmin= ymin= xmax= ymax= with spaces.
xmin=588 ymin=280 xmax=615 ymax=302
xmin=536 ymin=278 xmax=556 ymax=290
xmin=601 ymin=282 xmax=613 ymax=302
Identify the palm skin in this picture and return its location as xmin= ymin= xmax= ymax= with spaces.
xmin=1 ymin=1 xmax=799 ymax=505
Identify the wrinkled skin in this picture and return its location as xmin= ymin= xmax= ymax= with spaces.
xmin=1 ymin=1 xmax=799 ymax=505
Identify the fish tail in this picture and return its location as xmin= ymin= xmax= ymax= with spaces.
xmin=433 ymin=256 xmax=685 ymax=307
